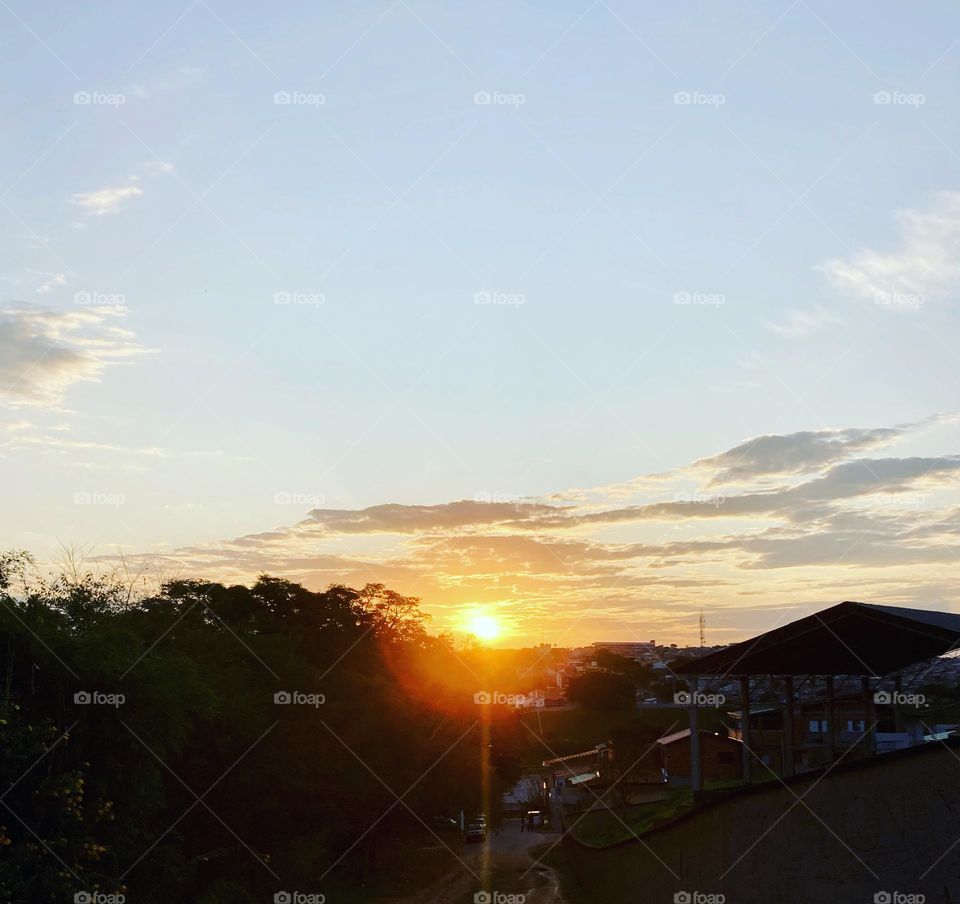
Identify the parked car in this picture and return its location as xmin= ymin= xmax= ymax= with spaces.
xmin=464 ymin=822 xmax=487 ymax=843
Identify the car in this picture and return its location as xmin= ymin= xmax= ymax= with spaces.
xmin=464 ymin=822 xmax=487 ymax=843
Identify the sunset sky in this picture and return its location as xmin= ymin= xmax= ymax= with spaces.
xmin=3 ymin=0 xmax=960 ymax=646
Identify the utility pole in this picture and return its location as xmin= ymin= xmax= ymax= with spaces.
xmin=699 ymin=609 xmax=706 ymax=649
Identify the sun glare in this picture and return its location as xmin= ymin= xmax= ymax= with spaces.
xmin=467 ymin=612 xmax=501 ymax=642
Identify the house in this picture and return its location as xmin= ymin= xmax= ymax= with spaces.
xmin=726 ymin=694 xmax=918 ymax=774
xmin=657 ymin=729 xmax=743 ymax=785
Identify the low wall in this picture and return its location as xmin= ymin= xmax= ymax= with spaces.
xmin=563 ymin=739 xmax=960 ymax=903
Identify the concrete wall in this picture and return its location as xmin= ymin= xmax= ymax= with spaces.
xmin=563 ymin=739 xmax=960 ymax=903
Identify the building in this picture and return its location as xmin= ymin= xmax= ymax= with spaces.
xmin=674 ymin=601 xmax=960 ymax=790
xmin=592 ymin=641 xmax=656 ymax=661
xmin=657 ymin=729 xmax=743 ymax=785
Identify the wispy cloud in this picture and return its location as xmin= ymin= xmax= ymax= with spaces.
xmin=72 ymin=184 xmax=143 ymax=216
xmin=103 ymin=415 xmax=960 ymax=643
xmin=0 ymin=305 xmax=147 ymax=405
xmin=818 ymin=191 xmax=960 ymax=304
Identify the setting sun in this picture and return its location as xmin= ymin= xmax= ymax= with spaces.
xmin=467 ymin=612 xmax=502 ymax=642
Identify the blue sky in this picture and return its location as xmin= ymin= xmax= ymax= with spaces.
xmin=3 ymin=0 xmax=960 ymax=644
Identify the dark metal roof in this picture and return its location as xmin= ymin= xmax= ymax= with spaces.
xmin=674 ymin=601 xmax=960 ymax=677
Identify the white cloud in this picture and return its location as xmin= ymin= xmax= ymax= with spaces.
xmin=818 ymin=191 xmax=960 ymax=304
xmin=72 ymin=184 xmax=143 ymax=216
xmin=0 ymin=305 xmax=147 ymax=405
xmin=31 ymin=271 xmax=68 ymax=294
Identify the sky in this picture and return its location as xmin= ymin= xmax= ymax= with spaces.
xmin=3 ymin=0 xmax=960 ymax=647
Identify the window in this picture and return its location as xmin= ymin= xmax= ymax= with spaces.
xmin=846 ymin=719 xmax=865 ymax=732
xmin=808 ymin=719 xmax=829 ymax=733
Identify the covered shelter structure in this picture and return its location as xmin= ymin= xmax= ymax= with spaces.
xmin=674 ymin=601 xmax=960 ymax=791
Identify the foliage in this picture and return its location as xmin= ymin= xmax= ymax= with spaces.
xmin=0 ymin=560 xmax=506 ymax=902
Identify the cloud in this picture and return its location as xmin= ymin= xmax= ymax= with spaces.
xmin=818 ymin=191 xmax=960 ymax=304
xmin=101 ymin=416 xmax=960 ymax=645
xmin=32 ymin=271 xmax=67 ymax=295
xmin=0 ymin=305 xmax=146 ymax=405
xmin=304 ymin=500 xmax=565 ymax=534
xmin=694 ymin=423 xmax=915 ymax=486
xmin=72 ymin=184 xmax=143 ymax=216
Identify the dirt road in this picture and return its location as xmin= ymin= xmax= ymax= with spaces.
xmin=397 ymin=819 xmax=572 ymax=904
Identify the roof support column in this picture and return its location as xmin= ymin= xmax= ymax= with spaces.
xmin=688 ymin=676 xmax=702 ymax=794
xmin=739 ymin=675 xmax=752 ymax=784
xmin=825 ymin=676 xmax=837 ymax=764
xmin=893 ymin=674 xmax=904 ymax=733
xmin=862 ymin=676 xmax=877 ymax=756
xmin=783 ymin=676 xmax=795 ymax=777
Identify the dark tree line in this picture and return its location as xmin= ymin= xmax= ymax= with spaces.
xmin=0 ymin=552 xmax=512 ymax=903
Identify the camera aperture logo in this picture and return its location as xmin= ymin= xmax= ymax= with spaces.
xmin=274 ymin=691 xmax=326 ymax=708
